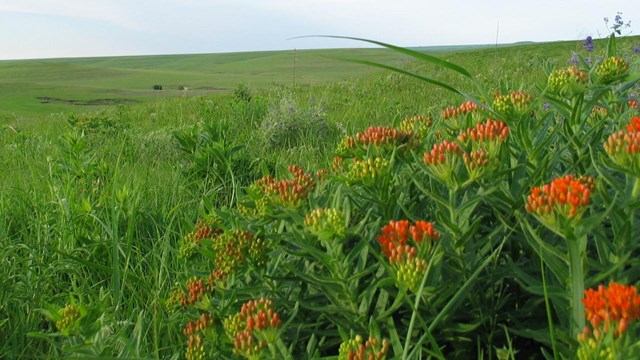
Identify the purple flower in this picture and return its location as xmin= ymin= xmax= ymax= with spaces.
xmin=615 ymin=14 xmax=623 ymax=26
xmin=568 ymin=51 xmax=579 ymax=65
xmin=583 ymin=36 xmax=594 ymax=52
xmin=543 ymin=103 xmax=550 ymax=111
xmin=634 ymin=43 xmax=640 ymax=55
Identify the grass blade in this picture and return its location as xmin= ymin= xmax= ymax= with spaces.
xmin=300 ymin=35 xmax=473 ymax=79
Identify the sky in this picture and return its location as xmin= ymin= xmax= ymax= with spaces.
xmin=0 ymin=0 xmax=638 ymax=60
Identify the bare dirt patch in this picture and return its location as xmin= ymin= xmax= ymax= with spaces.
xmin=37 ymin=97 xmax=140 ymax=106
xmin=193 ymin=86 xmax=228 ymax=91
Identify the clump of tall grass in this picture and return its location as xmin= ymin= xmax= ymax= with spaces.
xmin=259 ymin=93 xmax=338 ymax=149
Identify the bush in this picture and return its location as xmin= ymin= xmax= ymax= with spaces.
xmin=233 ymin=83 xmax=252 ymax=103
xmin=153 ymin=84 xmax=163 ymax=90
xmin=259 ymin=93 xmax=337 ymax=149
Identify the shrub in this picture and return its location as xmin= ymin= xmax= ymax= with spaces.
xmin=233 ymin=83 xmax=252 ymax=103
xmin=259 ymin=93 xmax=337 ymax=149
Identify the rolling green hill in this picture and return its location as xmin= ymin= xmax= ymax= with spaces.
xmin=1 ymin=37 xmax=638 ymax=119
xmin=0 ymin=48 xmax=412 ymax=117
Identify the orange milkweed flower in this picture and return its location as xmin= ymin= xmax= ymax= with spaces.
xmin=582 ymin=282 xmax=640 ymax=338
xmin=525 ymin=174 xmax=594 ymax=218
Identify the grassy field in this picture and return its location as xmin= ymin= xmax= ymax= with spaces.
xmin=0 ymin=47 xmax=416 ymax=117
xmin=0 ymin=40 xmax=597 ymax=119
xmin=1 ymin=35 xmax=640 ymax=359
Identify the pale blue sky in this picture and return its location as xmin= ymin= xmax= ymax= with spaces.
xmin=0 ymin=0 xmax=637 ymax=60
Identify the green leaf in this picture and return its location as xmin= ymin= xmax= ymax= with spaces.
xmin=607 ymin=33 xmax=617 ymax=57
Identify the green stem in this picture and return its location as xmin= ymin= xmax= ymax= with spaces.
xmin=632 ymin=177 xmax=640 ymax=199
xmin=401 ymin=248 xmax=438 ymax=359
xmin=540 ymin=254 xmax=559 ymax=360
xmin=448 ymin=187 xmax=458 ymax=241
xmin=567 ymin=234 xmax=586 ymax=338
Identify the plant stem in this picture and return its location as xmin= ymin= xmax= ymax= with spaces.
xmin=567 ymin=234 xmax=586 ymax=338
xmin=632 ymin=178 xmax=640 ymax=199
xmin=401 ymin=248 xmax=438 ymax=359
xmin=448 ymin=187 xmax=458 ymax=241
xmin=540 ymin=254 xmax=559 ymax=360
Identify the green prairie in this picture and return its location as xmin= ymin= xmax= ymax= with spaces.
xmin=1 ymin=35 xmax=640 ymax=359
xmin=0 ymin=48 xmax=413 ymax=117
xmin=0 ymin=40 xmax=605 ymax=119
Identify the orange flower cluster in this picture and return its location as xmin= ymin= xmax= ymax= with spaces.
xmin=605 ymin=129 xmax=640 ymax=155
xmin=332 ymin=156 xmax=346 ymax=173
xmin=463 ymin=149 xmax=490 ymax=171
xmin=630 ymin=100 xmax=639 ymax=109
xmin=378 ymin=220 xmax=439 ymax=292
xmin=626 ymin=116 xmax=640 ymax=132
xmin=336 ymin=125 xmax=418 ymax=156
xmin=179 ymin=219 xmax=223 ymax=258
xmin=410 ymin=220 xmax=440 ymax=244
xmin=240 ymin=298 xmax=282 ymax=332
xmin=525 ymin=174 xmax=595 ymax=219
xmin=377 ymin=220 xmax=439 ymax=258
xmin=316 ymin=168 xmax=329 ymax=180
xmin=210 ymin=230 xmax=265 ymax=274
xmin=231 ymin=298 xmax=283 ymax=358
xmin=441 ymin=100 xmax=479 ymax=120
xmin=424 ymin=139 xmax=497 ymax=185
xmin=378 ymin=220 xmax=409 ymax=258
xmin=208 ymin=269 xmax=226 ymax=288
xmin=254 ymin=165 xmax=317 ymax=207
xmin=605 ymin=117 xmax=640 ymax=176
xmin=338 ymin=334 xmax=390 ymax=360
xmin=184 ymin=313 xmax=214 ymax=336
xmin=356 ymin=126 xmax=415 ymax=146
xmin=457 ymin=119 xmax=509 ymax=144
xmin=340 ymin=136 xmax=356 ymax=150
xmin=423 ymin=120 xmax=509 ymax=186
xmin=175 ymin=229 xmax=264 ymax=309
xmin=423 ymin=140 xmax=462 ymax=166
xmin=582 ymin=283 xmax=640 ymax=338
xmin=181 ymin=276 xmax=210 ymax=307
